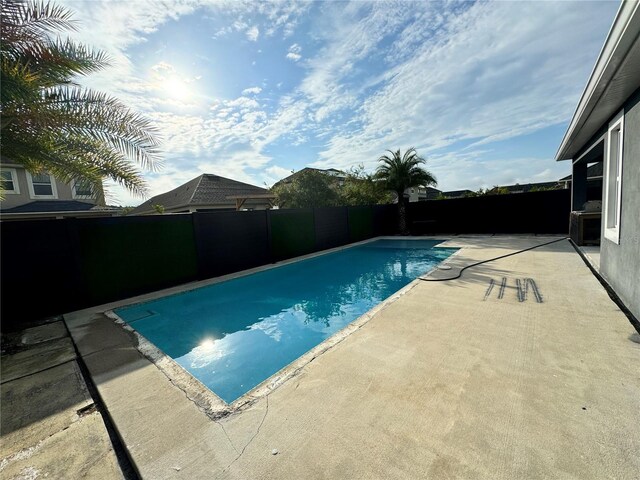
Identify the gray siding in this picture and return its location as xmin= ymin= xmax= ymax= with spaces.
xmin=1 ymin=167 xmax=33 ymax=209
xmin=0 ymin=165 xmax=98 ymax=209
xmin=600 ymin=89 xmax=640 ymax=320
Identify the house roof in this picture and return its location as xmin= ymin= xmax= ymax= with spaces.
xmin=274 ymin=167 xmax=346 ymax=186
xmin=558 ymin=162 xmax=603 ymax=182
xmin=556 ymin=1 xmax=640 ymax=161
xmin=442 ymin=189 xmax=474 ymax=197
xmin=130 ymin=174 xmax=270 ymax=214
xmin=494 ymin=182 xmax=560 ymax=193
xmin=1 ymin=200 xmax=96 ymax=213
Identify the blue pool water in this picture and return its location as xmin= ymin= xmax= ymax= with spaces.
xmin=115 ymin=239 xmax=457 ymax=403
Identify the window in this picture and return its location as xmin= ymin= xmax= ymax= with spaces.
xmin=73 ymin=179 xmax=94 ymax=198
xmin=603 ymin=109 xmax=624 ymax=244
xmin=26 ymin=172 xmax=57 ymax=198
xmin=0 ymin=169 xmax=20 ymax=194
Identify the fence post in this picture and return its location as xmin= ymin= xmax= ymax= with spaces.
xmin=266 ymin=208 xmax=273 ymax=264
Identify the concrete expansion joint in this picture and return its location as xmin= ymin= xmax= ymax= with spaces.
xmin=0 ymin=357 xmax=76 ymax=385
xmin=80 ymin=337 xmax=135 ymax=359
xmin=0 ymin=411 xmax=101 ymax=473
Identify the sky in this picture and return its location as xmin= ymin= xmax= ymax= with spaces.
xmin=58 ymin=0 xmax=620 ymax=206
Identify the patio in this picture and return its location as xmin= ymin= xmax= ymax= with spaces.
xmin=2 ymin=235 xmax=639 ymax=479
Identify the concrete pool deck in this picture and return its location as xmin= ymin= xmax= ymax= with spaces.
xmin=56 ymin=236 xmax=640 ymax=478
xmin=0 ymin=320 xmax=126 ymax=479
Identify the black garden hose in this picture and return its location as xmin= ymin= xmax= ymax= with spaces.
xmin=419 ymin=237 xmax=569 ymax=282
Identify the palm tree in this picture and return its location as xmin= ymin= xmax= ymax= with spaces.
xmin=0 ymin=0 xmax=161 ymax=198
xmin=375 ymin=147 xmax=437 ymax=234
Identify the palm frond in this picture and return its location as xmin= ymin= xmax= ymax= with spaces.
xmin=1 ymin=0 xmax=77 ymax=43
xmin=375 ymin=147 xmax=437 ymax=193
xmin=1 ymin=0 xmax=162 ymax=196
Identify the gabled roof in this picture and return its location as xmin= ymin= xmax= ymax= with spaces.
xmin=442 ymin=189 xmax=474 ymax=198
xmin=130 ymin=174 xmax=269 ymax=214
xmin=1 ymin=200 xmax=95 ymax=213
xmin=556 ymin=1 xmax=640 ymax=160
xmin=559 ymin=162 xmax=603 ymax=182
xmin=274 ymin=167 xmax=346 ymax=186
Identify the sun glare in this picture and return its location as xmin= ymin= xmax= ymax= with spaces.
xmin=162 ymin=76 xmax=191 ymax=101
xmin=199 ymin=338 xmax=215 ymax=349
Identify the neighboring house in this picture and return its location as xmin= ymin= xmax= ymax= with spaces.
xmin=405 ymin=186 xmax=435 ymax=202
xmin=486 ymin=181 xmax=562 ymax=194
xmin=434 ymin=183 xmax=560 ymax=200
xmin=423 ymin=187 xmax=443 ymax=200
xmin=274 ymin=167 xmax=347 ymax=187
xmin=129 ymin=173 xmax=274 ymax=215
xmin=555 ymin=0 xmax=639 ymax=320
xmin=0 ymin=161 xmax=111 ymax=220
xmin=276 ymin=167 xmax=433 ymax=202
xmin=441 ymin=189 xmax=475 ymax=199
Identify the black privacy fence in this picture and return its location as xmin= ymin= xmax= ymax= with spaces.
xmin=408 ymin=189 xmax=571 ymax=235
xmin=1 ymin=190 xmax=570 ymax=329
xmin=0 ymin=204 xmax=397 ymax=328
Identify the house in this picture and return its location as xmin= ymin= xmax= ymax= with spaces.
xmin=275 ymin=167 xmax=435 ymax=202
xmin=405 ymin=186 xmax=439 ymax=202
xmin=274 ymin=167 xmax=347 ymax=187
xmin=0 ymin=160 xmax=112 ymax=220
xmin=441 ymin=189 xmax=475 ymax=199
xmin=555 ymin=0 xmax=639 ymax=320
xmin=423 ymin=186 xmax=443 ymax=200
xmin=129 ymin=173 xmax=274 ymax=215
xmin=486 ymin=181 xmax=562 ymax=194
xmin=435 ymin=182 xmax=561 ymax=200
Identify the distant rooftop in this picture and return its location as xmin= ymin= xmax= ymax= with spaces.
xmin=130 ymin=174 xmax=271 ymax=215
xmin=274 ymin=167 xmax=346 ymax=186
xmin=441 ymin=189 xmax=475 ymax=198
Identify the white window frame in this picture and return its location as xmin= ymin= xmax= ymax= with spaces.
xmin=26 ymin=171 xmax=58 ymax=199
xmin=603 ymin=109 xmax=624 ymax=244
xmin=72 ymin=179 xmax=94 ymax=199
xmin=0 ymin=168 xmax=20 ymax=194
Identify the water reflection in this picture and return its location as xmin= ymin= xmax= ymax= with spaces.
xmin=116 ymin=240 xmax=457 ymax=403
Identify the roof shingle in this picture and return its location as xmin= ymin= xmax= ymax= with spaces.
xmin=130 ymin=174 xmax=269 ymax=214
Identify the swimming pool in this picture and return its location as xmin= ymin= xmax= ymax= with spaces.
xmin=115 ymin=239 xmax=457 ymax=403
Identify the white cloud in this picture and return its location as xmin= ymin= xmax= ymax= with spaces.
xmin=419 ymin=151 xmax=570 ymax=192
xmin=305 ymin=1 xmax=610 ymax=190
xmin=286 ymin=43 xmax=302 ymax=61
xmin=150 ymin=61 xmax=175 ymax=74
xmin=246 ymin=25 xmax=260 ymax=41
xmin=55 ymin=1 xmax=612 ymax=203
xmin=227 ymin=96 xmax=260 ymax=110
xmin=266 ymin=165 xmax=293 ymax=179
xmin=242 ymin=86 xmax=262 ymax=95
